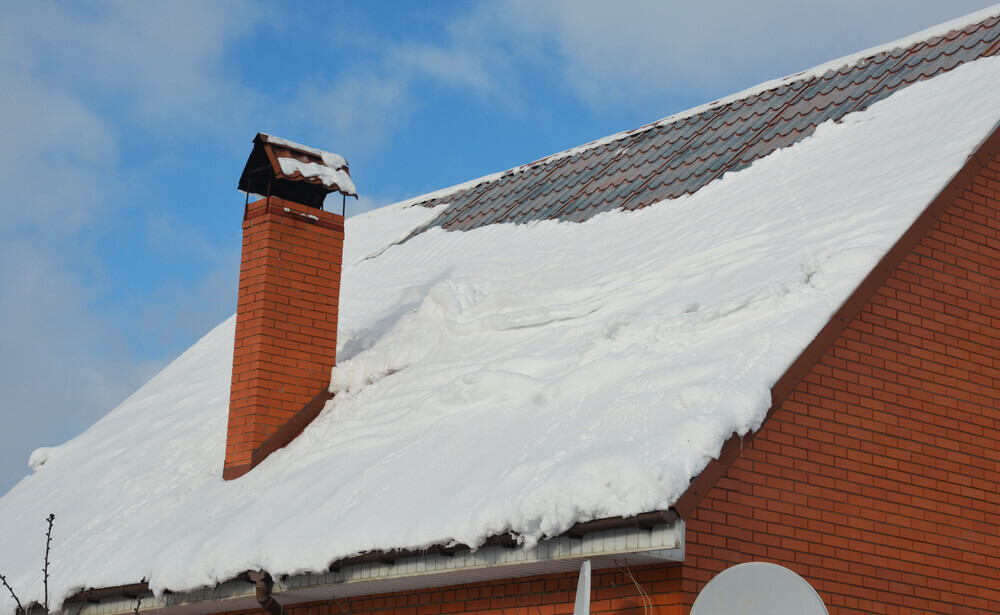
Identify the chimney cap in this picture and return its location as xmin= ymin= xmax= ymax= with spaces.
xmin=238 ymin=133 xmax=357 ymax=209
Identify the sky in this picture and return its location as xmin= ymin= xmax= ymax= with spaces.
xmin=0 ymin=0 xmax=996 ymax=496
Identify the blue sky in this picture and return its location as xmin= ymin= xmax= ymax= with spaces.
xmin=0 ymin=0 xmax=995 ymax=495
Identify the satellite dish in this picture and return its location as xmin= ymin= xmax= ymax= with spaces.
xmin=690 ymin=562 xmax=828 ymax=615
xmin=573 ymin=560 xmax=591 ymax=615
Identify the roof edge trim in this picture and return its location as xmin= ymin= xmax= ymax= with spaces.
xmin=60 ymin=510 xmax=679 ymax=610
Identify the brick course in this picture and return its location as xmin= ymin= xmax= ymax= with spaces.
xmin=225 ymin=196 xmax=344 ymax=477
xmin=218 ymin=565 xmax=683 ymax=615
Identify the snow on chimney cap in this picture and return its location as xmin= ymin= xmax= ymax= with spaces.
xmin=238 ymin=132 xmax=357 ymax=209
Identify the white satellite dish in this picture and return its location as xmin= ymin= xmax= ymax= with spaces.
xmin=690 ymin=562 xmax=828 ymax=615
xmin=573 ymin=560 xmax=591 ymax=615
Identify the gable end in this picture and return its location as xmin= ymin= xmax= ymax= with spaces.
xmin=675 ymin=123 xmax=1000 ymax=518
xmin=679 ymin=126 xmax=1000 ymax=612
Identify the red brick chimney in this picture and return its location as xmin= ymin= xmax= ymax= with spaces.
xmin=224 ymin=133 xmax=356 ymax=480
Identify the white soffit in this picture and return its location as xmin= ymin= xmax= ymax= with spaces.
xmin=73 ymin=523 xmax=684 ymax=615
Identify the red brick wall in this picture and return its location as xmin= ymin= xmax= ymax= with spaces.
xmin=225 ymin=196 xmax=344 ymax=477
xmin=681 ymin=155 xmax=1000 ymax=612
xmin=222 ymin=565 xmax=682 ymax=615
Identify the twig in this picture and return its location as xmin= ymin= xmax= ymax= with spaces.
xmin=615 ymin=560 xmax=651 ymax=615
xmin=133 ymin=593 xmax=142 ymax=615
xmin=43 ymin=514 xmax=55 ymax=613
xmin=0 ymin=571 xmax=25 ymax=615
xmin=609 ymin=575 xmax=639 ymax=615
xmin=332 ymin=595 xmax=352 ymax=615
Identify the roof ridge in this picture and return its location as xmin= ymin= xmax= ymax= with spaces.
xmin=387 ymin=4 xmax=1000 ymax=211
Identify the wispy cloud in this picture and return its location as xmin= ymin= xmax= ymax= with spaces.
xmin=294 ymin=2 xmax=534 ymax=159
xmin=0 ymin=73 xmax=116 ymax=233
xmin=0 ymin=238 xmax=162 ymax=493
xmin=391 ymin=44 xmax=495 ymax=95
xmin=0 ymin=0 xmax=263 ymax=493
xmin=292 ymin=0 xmax=995 ymax=163
xmin=300 ymin=75 xmax=410 ymax=157
xmin=6 ymin=0 xmax=262 ymax=133
xmin=495 ymin=0 xmax=997 ymax=108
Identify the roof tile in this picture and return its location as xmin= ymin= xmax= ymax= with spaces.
xmin=395 ymin=13 xmax=1000 ymax=238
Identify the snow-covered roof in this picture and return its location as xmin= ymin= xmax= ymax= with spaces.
xmin=261 ymin=133 xmax=357 ymax=197
xmin=261 ymin=133 xmax=349 ymax=171
xmin=4 ymin=8 xmax=1000 ymax=613
xmin=245 ymin=132 xmax=357 ymax=198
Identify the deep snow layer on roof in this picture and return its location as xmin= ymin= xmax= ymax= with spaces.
xmin=4 ymin=32 xmax=1000 ymax=615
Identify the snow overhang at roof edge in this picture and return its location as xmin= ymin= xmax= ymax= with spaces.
xmin=57 ymin=515 xmax=683 ymax=615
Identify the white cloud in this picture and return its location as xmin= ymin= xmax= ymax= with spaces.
xmin=385 ymin=2 xmax=533 ymax=98
xmin=137 ymin=259 xmax=240 ymax=356
xmin=0 ymin=0 xmax=262 ymax=494
xmin=138 ymin=214 xmax=242 ymax=355
xmin=0 ymin=72 xmax=116 ymax=233
xmin=2 ymin=0 xmax=262 ymax=133
xmin=295 ymin=2 xmax=532 ymax=158
xmin=0 ymin=239 xmax=162 ymax=494
xmin=146 ymin=213 xmax=229 ymax=263
xmin=391 ymin=44 xmax=496 ymax=95
xmin=295 ymin=0 xmax=997 ymax=157
xmin=497 ymin=0 xmax=998 ymax=107
xmin=300 ymin=75 xmax=410 ymax=157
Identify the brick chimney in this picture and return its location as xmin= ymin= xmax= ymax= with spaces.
xmin=224 ymin=133 xmax=356 ymax=480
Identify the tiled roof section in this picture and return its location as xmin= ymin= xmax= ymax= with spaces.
xmin=408 ymin=13 xmax=1000 ymax=233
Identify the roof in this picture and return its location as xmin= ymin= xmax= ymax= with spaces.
xmin=400 ymin=8 xmax=1000 ymax=232
xmin=4 ymin=8 xmax=1000 ymax=613
xmin=260 ymin=133 xmax=356 ymax=196
xmin=238 ymin=133 xmax=357 ymax=205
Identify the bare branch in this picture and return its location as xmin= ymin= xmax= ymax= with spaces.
xmin=133 ymin=593 xmax=142 ymax=615
xmin=43 ymin=514 xmax=55 ymax=613
xmin=332 ymin=595 xmax=352 ymax=615
xmin=0 ymin=570 xmax=25 ymax=615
